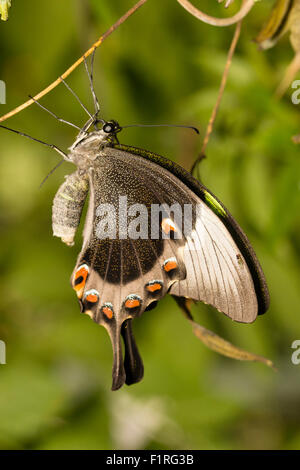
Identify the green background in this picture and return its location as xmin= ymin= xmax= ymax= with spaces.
xmin=0 ymin=0 xmax=299 ymax=450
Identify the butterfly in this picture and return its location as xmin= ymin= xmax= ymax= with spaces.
xmin=0 ymin=58 xmax=270 ymax=390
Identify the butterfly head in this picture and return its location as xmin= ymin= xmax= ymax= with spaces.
xmin=68 ymin=119 xmax=122 ymax=167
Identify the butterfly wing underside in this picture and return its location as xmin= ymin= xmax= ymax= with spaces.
xmin=67 ymin=146 xmax=269 ymax=389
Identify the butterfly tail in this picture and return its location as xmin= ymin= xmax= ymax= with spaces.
xmin=108 ymin=323 xmax=126 ymax=391
xmin=121 ymin=319 xmax=144 ymax=386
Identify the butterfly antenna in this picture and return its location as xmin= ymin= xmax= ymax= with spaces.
xmin=122 ymin=123 xmax=200 ymax=134
xmin=83 ymin=52 xmax=102 ymax=118
xmin=39 ymin=159 xmax=65 ymax=188
xmin=0 ymin=124 xmax=69 ymax=160
xmin=29 ymin=95 xmax=82 ymax=131
xmin=59 ymin=76 xmax=93 ymax=119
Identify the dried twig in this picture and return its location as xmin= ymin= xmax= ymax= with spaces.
xmin=191 ymin=16 xmax=242 ymax=174
xmin=202 ymin=21 xmax=242 ymax=155
xmin=276 ymin=52 xmax=300 ymax=98
xmin=0 ymin=0 xmax=148 ymax=123
xmin=177 ymin=0 xmax=255 ymax=26
xmin=218 ymin=0 xmax=236 ymax=7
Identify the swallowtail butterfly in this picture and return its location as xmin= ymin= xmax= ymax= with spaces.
xmin=0 ymin=59 xmax=270 ymax=390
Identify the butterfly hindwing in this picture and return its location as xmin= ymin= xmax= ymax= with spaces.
xmin=71 ymin=151 xmax=188 ymax=388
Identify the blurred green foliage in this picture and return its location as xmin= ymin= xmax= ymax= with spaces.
xmin=0 ymin=0 xmax=299 ymax=450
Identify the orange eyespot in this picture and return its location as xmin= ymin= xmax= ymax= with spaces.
xmin=101 ymin=303 xmax=114 ymax=320
xmin=124 ymin=295 xmax=142 ymax=309
xmin=86 ymin=294 xmax=98 ymax=303
xmin=163 ymin=258 xmax=178 ymax=272
xmin=161 ymin=218 xmax=177 ymax=234
xmin=125 ymin=299 xmax=140 ymax=308
xmin=73 ymin=264 xmax=89 ymax=299
xmin=103 ymin=307 xmax=113 ymax=319
xmin=146 ymin=281 xmax=163 ymax=293
xmin=85 ymin=290 xmax=99 ymax=304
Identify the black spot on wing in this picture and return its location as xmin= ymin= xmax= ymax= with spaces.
xmin=83 ymin=237 xmax=164 ymax=285
xmin=74 ymin=275 xmax=84 ymax=286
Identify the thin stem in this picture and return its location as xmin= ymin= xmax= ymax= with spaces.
xmin=0 ymin=0 xmax=148 ymax=123
xmin=276 ymin=52 xmax=300 ymax=99
xmin=177 ymin=0 xmax=255 ymax=27
xmin=218 ymin=0 xmax=235 ymax=7
xmin=201 ymin=20 xmax=242 ymax=155
xmin=191 ymin=16 xmax=242 ymax=175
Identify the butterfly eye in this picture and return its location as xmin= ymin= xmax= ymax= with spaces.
xmin=103 ymin=123 xmax=113 ymax=133
xmin=103 ymin=120 xmax=121 ymax=134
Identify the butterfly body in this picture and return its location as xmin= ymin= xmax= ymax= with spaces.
xmin=52 ymin=121 xmax=270 ymax=390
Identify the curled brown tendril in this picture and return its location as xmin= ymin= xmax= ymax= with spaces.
xmin=177 ymin=0 xmax=255 ymax=26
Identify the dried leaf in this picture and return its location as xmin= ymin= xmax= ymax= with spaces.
xmin=255 ymin=0 xmax=293 ymax=50
xmin=255 ymin=0 xmax=300 ymax=96
xmin=192 ymin=321 xmax=276 ymax=370
xmin=174 ymin=297 xmax=276 ymax=370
